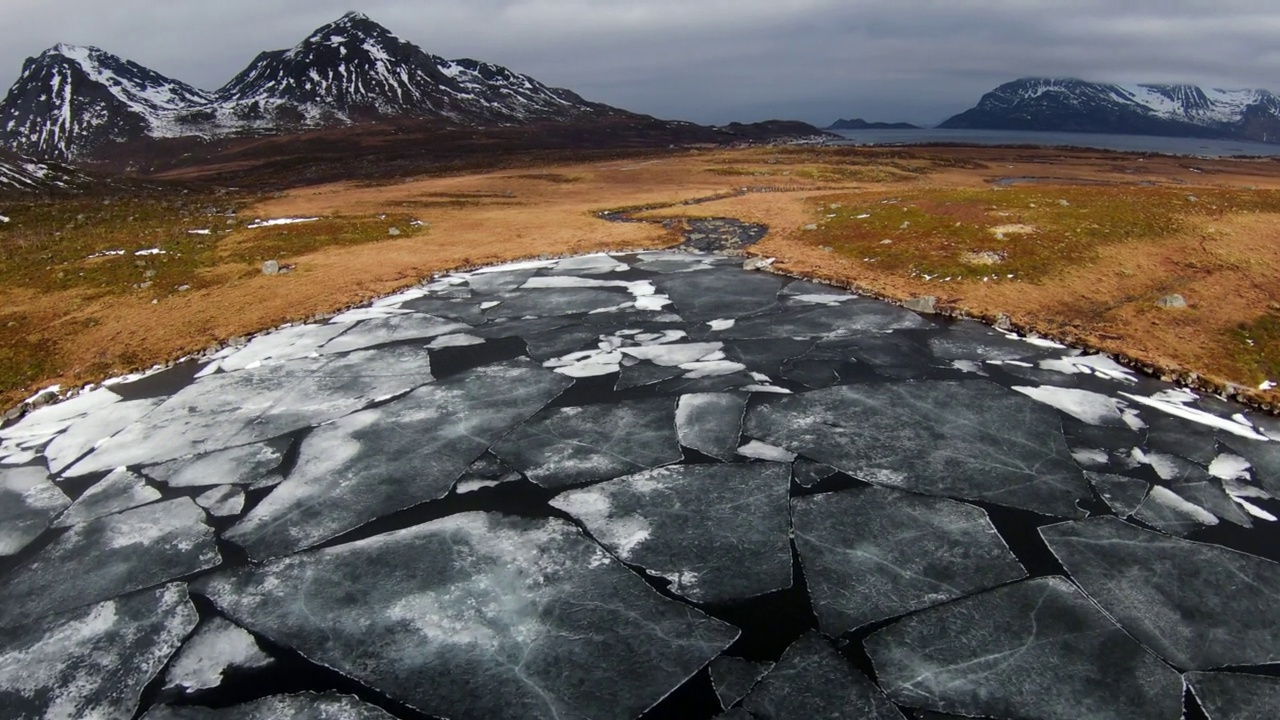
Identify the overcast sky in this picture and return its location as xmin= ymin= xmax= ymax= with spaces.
xmin=3 ymin=1 xmax=1280 ymax=126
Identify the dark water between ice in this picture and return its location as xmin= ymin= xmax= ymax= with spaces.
xmin=830 ymin=128 xmax=1280 ymax=157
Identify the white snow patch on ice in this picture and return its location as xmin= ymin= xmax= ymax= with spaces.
xmin=1120 ymin=392 xmax=1270 ymax=441
xmin=1208 ymin=454 xmax=1253 ymax=481
xmin=1013 ymin=386 xmax=1130 ymax=427
xmin=737 ymin=440 xmax=797 ymax=462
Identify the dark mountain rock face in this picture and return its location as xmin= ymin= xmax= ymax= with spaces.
xmin=941 ymin=78 xmax=1280 ymax=144
xmin=0 ymin=12 xmax=612 ymax=161
xmin=827 ymin=118 xmax=920 ymax=130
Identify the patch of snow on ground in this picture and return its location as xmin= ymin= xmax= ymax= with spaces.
xmin=245 ymin=217 xmax=320 ymax=229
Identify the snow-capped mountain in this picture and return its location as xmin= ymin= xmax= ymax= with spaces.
xmin=0 ymin=12 xmax=611 ymax=161
xmin=941 ymin=78 xmax=1280 ymax=144
xmin=216 ymin=13 xmax=594 ymax=126
xmin=0 ymin=44 xmax=214 ymax=160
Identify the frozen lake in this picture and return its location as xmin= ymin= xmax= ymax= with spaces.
xmin=2 ymin=250 xmax=1279 ymax=719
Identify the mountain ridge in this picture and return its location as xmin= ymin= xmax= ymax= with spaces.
xmin=941 ymin=77 xmax=1280 ymax=144
xmin=0 ymin=12 xmax=620 ymax=161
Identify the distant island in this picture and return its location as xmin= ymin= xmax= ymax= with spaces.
xmin=827 ymin=118 xmax=921 ymax=131
xmin=940 ymin=78 xmax=1280 ymax=145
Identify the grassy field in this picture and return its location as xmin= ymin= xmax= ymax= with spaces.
xmin=5 ymin=144 xmax=1280 ymax=410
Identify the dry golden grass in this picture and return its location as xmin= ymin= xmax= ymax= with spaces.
xmin=7 ymin=145 xmax=1280 ymax=409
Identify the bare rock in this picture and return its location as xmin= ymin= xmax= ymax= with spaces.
xmin=1156 ymin=294 xmax=1188 ymax=309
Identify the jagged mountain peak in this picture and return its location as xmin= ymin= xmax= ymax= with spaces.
xmin=0 ymin=12 xmax=611 ymax=161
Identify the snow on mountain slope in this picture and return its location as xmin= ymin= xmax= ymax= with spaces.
xmin=0 ymin=152 xmax=88 ymax=192
xmin=0 ymin=44 xmax=215 ymax=159
xmin=0 ymin=12 xmax=610 ymax=161
xmin=941 ymin=78 xmax=1280 ymax=144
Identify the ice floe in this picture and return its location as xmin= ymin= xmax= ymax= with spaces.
xmin=551 ymin=463 xmax=792 ymax=603
xmin=200 ymin=512 xmax=737 ymax=720
xmin=0 ymin=584 xmax=196 ymax=720
xmin=794 ymin=486 xmax=1025 ymax=634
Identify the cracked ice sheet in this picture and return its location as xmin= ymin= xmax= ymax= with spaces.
xmin=143 ymin=693 xmax=397 ymax=720
xmin=43 ymin=396 xmax=162 ymax=474
xmin=318 ymin=314 xmax=471 ymax=354
xmin=0 ymin=386 xmax=121 ymax=446
xmin=145 ymin=439 xmax=289 ymax=488
xmin=676 ymin=393 xmax=746 ymax=461
xmin=721 ymin=298 xmax=930 ymax=339
xmin=163 ymin=615 xmax=273 ymax=694
xmin=741 ymin=632 xmax=904 ymax=720
xmin=493 ymin=397 xmax=682 ymax=491
xmin=218 ymin=322 xmax=352 ymax=371
xmin=486 ymin=287 xmax=634 ymax=318
xmin=654 ymin=270 xmax=786 ymax=321
xmin=867 ymin=576 xmax=1182 ymax=720
xmin=551 ymin=464 xmax=792 ymax=604
xmin=198 ymin=512 xmax=738 ymax=720
xmin=55 ymin=468 xmax=160 ymax=527
xmin=65 ymin=345 xmax=436 ymax=476
xmin=1041 ymin=517 xmax=1280 ymax=669
xmin=548 ymin=253 xmax=630 ymax=275
xmin=0 ymin=465 xmax=70 ymax=556
xmin=0 ymin=498 xmax=219 ymax=627
xmin=794 ymin=486 xmax=1025 ymax=635
xmin=227 ymin=359 xmax=571 ymax=560
xmin=746 ymin=380 xmax=1090 ymax=518
xmin=0 ymin=584 xmax=196 ymax=720
xmin=1186 ymin=672 xmax=1280 ymax=720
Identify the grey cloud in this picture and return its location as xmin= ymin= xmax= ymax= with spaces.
xmin=2 ymin=1 xmax=1279 ymax=126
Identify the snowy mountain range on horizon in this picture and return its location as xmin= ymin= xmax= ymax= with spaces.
xmin=940 ymin=77 xmax=1280 ymax=144
xmin=0 ymin=12 xmax=615 ymax=161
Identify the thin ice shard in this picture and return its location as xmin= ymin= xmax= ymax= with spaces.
xmin=709 ymin=656 xmax=772 ymax=710
xmin=741 ymin=632 xmax=905 ymax=720
xmin=199 ymin=513 xmax=738 ymax=720
xmin=746 ymin=380 xmax=1090 ymax=517
xmin=318 ymin=314 xmax=471 ymax=354
xmin=1084 ymin=471 xmax=1149 ymax=516
xmin=145 ymin=439 xmax=288 ymax=488
xmin=676 ymin=393 xmax=747 ymax=461
xmin=0 ymin=498 xmax=219 ymax=626
xmin=163 ymin=615 xmax=274 ymax=694
xmin=227 ymin=359 xmax=571 ymax=560
xmin=1040 ymin=517 xmax=1280 ymax=669
xmin=55 ymin=468 xmax=161 ymax=526
xmin=0 ymin=584 xmax=197 ymax=720
xmin=0 ymin=465 xmax=69 ymax=556
xmin=866 ymin=577 xmax=1183 ymax=720
xmin=794 ymin=487 xmax=1026 ymax=634
xmin=1186 ymin=671 xmax=1280 ymax=720
xmin=66 ymin=345 xmax=436 ymax=475
xmin=551 ymin=464 xmax=793 ymax=603
xmin=142 ymin=692 xmax=397 ymax=719
xmin=43 ymin=397 xmax=161 ymax=474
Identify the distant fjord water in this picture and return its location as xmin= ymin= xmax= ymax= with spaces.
xmin=830 ymin=128 xmax=1280 ymax=157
